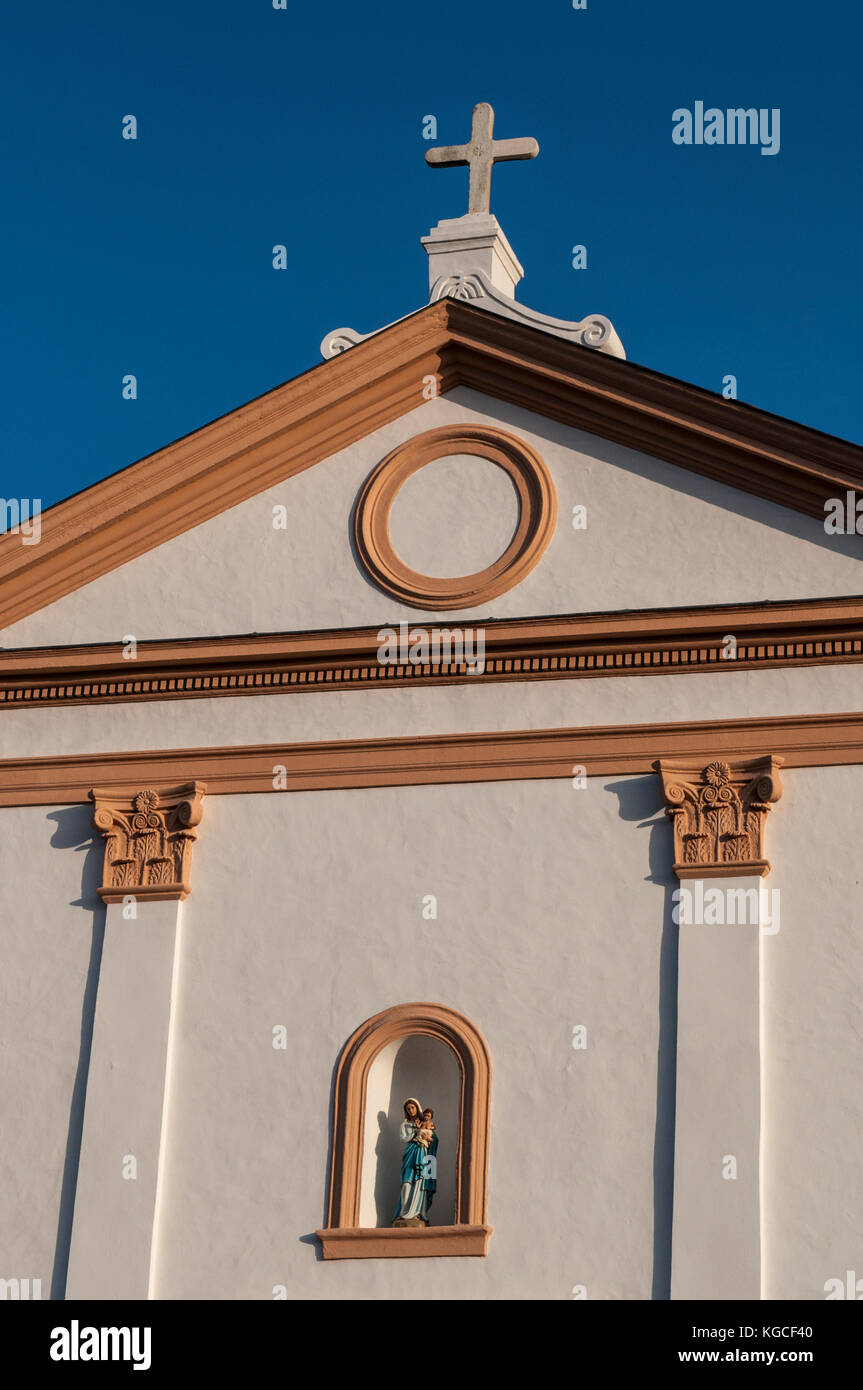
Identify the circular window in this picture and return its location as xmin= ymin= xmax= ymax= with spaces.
xmin=353 ymin=424 xmax=557 ymax=610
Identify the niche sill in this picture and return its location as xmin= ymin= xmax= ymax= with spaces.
xmin=315 ymin=1224 xmax=493 ymax=1260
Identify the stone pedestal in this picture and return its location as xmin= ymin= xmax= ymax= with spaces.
xmin=421 ymin=213 xmax=524 ymax=298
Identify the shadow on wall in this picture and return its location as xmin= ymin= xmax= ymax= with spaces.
xmin=363 ymin=1034 xmax=460 ymax=1228
xmin=46 ymin=804 xmax=106 ymax=1301
xmin=605 ymin=774 xmax=678 ymax=1302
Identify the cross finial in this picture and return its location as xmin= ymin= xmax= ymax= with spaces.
xmin=425 ymin=103 xmax=539 ymax=215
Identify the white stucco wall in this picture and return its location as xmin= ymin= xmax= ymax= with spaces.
xmin=2 ymin=764 xmax=862 ymax=1298
xmin=761 ymin=764 xmax=863 ymax=1299
xmin=3 ymin=386 xmax=861 ymax=650
xmin=2 ymin=372 xmax=861 ymax=1299
xmin=151 ymin=775 xmax=668 ymax=1299
xmin=0 ymin=802 xmax=103 ymax=1299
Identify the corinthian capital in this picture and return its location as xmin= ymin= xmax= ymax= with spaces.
xmin=654 ymin=756 xmax=783 ymax=879
xmin=90 ymin=782 xmax=207 ymax=903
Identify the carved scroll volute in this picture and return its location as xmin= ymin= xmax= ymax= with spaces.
xmin=90 ymin=782 xmax=207 ymax=903
xmin=654 ymin=757 xmax=783 ymax=879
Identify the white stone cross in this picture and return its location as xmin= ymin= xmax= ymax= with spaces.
xmin=425 ymin=103 xmax=539 ymax=215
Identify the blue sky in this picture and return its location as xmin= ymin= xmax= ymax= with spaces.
xmin=2 ymin=0 xmax=861 ymax=512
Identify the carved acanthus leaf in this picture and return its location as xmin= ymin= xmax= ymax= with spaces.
xmin=90 ymin=782 xmax=207 ymax=903
xmin=654 ymin=756 xmax=783 ymax=879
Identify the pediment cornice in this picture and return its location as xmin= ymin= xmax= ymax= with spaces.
xmin=1 ymin=299 xmax=861 ymax=631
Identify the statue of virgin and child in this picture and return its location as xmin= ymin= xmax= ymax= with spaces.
xmin=391 ymin=1097 xmax=438 ymax=1227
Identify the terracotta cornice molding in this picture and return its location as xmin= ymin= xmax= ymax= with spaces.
xmin=1 ymin=711 xmax=862 ymax=808
xmin=90 ymin=781 xmax=206 ymax=902
xmin=317 ymin=1002 xmax=492 ymax=1259
xmin=353 ymin=423 xmax=556 ymax=609
xmin=0 ymin=299 xmax=860 ymax=632
xmin=654 ymin=756 xmax=783 ymax=879
xmin=443 ymin=300 xmax=863 ymax=520
xmin=2 ymin=595 xmax=862 ymax=710
xmin=0 ymin=305 xmax=455 ymax=632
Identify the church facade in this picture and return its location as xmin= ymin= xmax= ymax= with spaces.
xmin=2 ymin=109 xmax=862 ymax=1301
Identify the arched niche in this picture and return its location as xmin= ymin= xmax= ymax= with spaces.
xmin=316 ymin=1003 xmax=493 ymax=1259
xmin=360 ymin=1034 xmax=460 ymax=1227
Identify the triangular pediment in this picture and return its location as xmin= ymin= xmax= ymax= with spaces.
xmin=2 ymin=298 xmax=862 ymax=647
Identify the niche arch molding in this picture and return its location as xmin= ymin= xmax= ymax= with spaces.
xmin=316 ymin=1001 xmax=493 ymax=1259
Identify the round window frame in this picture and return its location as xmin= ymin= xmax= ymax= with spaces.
xmin=353 ymin=424 xmax=557 ymax=610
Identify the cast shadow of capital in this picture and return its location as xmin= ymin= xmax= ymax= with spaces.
xmin=604 ymin=774 xmax=678 ymax=1300
xmin=46 ymin=804 xmax=106 ymax=1300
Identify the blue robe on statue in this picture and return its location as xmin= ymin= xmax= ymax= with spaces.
xmin=393 ymin=1122 xmax=438 ymax=1223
